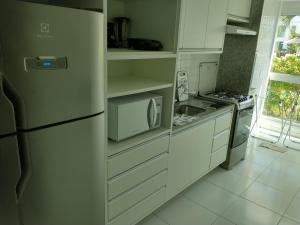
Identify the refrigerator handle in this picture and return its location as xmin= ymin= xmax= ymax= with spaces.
xmin=15 ymin=134 xmax=31 ymax=200
xmin=1 ymin=76 xmax=31 ymax=200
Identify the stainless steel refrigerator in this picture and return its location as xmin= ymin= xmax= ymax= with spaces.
xmin=0 ymin=2 xmax=105 ymax=225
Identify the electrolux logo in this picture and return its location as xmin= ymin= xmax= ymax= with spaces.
xmin=37 ymin=23 xmax=54 ymax=39
xmin=40 ymin=23 xmax=50 ymax=33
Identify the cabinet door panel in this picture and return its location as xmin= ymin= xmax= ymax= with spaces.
xmin=205 ymin=0 xmax=228 ymax=49
xmin=181 ymin=0 xmax=210 ymax=49
xmin=228 ymin=0 xmax=251 ymax=18
xmin=168 ymin=120 xmax=215 ymax=198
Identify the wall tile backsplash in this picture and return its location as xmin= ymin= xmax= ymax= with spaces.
xmin=177 ymin=53 xmax=220 ymax=95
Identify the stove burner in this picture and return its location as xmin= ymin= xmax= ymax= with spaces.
xmin=207 ymin=92 xmax=253 ymax=103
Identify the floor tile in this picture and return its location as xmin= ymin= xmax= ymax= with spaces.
xmin=280 ymin=150 xmax=300 ymax=165
xmin=222 ymin=198 xmax=281 ymax=225
xmin=245 ymin=149 xmax=275 ymax=167
xmin=241 ymin=182 xmax=294 ymax=214
xmin=205 ymin=168 xmax=254 ymax=194
xmin=137 ymin=214 xmax=168 ymax=225
xmin=184 ymin=179 xmax=238 ymax=214
xmin=231 ymin=160 xmax=266 ymax=179
xmin=212 ymin=217 xmax=236 ymax=225
xmin=156 ymin=197 xmax=217 ymax=225
xmin=285 ymin=197 xmax=300 ymax=223
xmin=256 ymin=168 xmax=300 ymax=195
xmin=278 ymin=217 xmax=300 ymax=225
xmin=267 ymin=158 xmax=300 ymax=179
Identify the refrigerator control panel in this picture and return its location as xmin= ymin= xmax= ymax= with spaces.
xmin=24 ymin=57 xmax=68 ymax=71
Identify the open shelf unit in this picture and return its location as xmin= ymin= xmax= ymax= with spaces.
xmin=107 ymin=75 xmax=173 ymax=98
xmin=107 ymin=49 xmax=177 ymax=60
xmin=107 ymin=58 xmax=176 ymax=97
xmin=107 ymin=0 xmax=180 ymax=52
xmin=106 ymin=57 xmax=177 ymax=148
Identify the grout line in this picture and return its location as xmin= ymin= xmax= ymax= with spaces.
xmin=280 ymin=185 xmax=300 ymax=223
xmin=181 ymin=195 xmax=238 ymax=225
xmin=239 ymin=194 xmax=285 ymax=216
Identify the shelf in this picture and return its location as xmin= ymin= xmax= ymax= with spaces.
xmin=108 ymin=127 xmax=171 ymax=157
xmin=178 ymin=49 xmax=223 ymax=55
xmin=108 ymin=75 xmax=173 ymax=98
xmin=107 ymin=49 xmax=177 ymax=60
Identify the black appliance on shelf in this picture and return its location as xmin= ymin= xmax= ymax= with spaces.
xmin=203 ymin=92 xmax=255 ymax=170
xmin=128 ymin=38 xmax=163 ymax=51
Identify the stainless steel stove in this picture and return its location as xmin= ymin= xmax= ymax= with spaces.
xmin=202 ymin=92 xmax=255 ymax=170
xmin=205 ymin=92 xmax=254 ymax=110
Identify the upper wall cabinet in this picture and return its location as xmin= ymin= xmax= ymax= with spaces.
xmin=48 ymin=0 xmax=103 ymax=11
xmin=228 ymin=0 xmax=252 ymax=22
xmin=178 ymin=0 xmax=229 ymax=52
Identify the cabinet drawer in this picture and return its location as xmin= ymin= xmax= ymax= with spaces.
xmin=108 ymin=171 xmax=167 ymax=220
xmin=212 ymin=129 xmax=230 ymax=152
xmin=108 ymin=136 xmax=169 ymax=178
xmin=109 ymin=187 xmax=166 ymax=225
xmin=108 ymin=153 xmax=168 ymax=200
xmin=215 ymin=112 xmax=232 ymax=134
xmin=210 ymin=145 xmax=228 ymax=169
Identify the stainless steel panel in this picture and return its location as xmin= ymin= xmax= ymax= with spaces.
xmin=0 ymin=2 xmax=104 ymax=129
xmin=18 ymin=114 xmax=105 ymax=225
xmin=0 ymin=136 xmax=21 ymax=225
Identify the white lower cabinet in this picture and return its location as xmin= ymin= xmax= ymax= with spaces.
xmin=210 ymin=145 xmax=228 ymax=169
xmin=210 ymin=112 xmax=233 ymax=169
xmin=107 ymin=135 xmax=169 ymax=225
xmin=212 ymin=129 xmax=230 ymax=152
xmin=106 ymin=111 xmax=234 ymax=225
xmin=167 ymin=120 xmax=215 ymax=199
xmin=109 ymin=187 xmax=166 ymax=225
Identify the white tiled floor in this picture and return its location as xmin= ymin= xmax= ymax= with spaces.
xmin=137 ymin=138 xmax=300 ymax=225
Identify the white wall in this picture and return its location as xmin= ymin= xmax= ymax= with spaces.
xmin=176 ymin=53 xmax=220 ymax=95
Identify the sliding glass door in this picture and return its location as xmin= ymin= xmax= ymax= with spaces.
xmin=261 ymin=15 xmax=300 ymax=139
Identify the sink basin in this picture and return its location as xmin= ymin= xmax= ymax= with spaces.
xmin=209 ymin=103 xmax=226 ymax=109
xmin=176 ymin=105 xmax=206 ymax=116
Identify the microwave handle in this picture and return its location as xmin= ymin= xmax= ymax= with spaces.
xmin=148 ymin=98 xmax=158 ymax=128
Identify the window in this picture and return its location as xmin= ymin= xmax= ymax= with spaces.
xmin=263 ymin=16 xmax=300 ymax=125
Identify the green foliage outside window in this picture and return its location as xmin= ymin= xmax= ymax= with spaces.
xmin=263 ymin=16 xmax=300 ymax=123
xmin=263 ymin=81 xmax=300 ymax=122
xmin=272 ymin=56 xmax=300 ymax=76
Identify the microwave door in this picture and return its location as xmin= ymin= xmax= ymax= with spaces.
xmin=148 ymin=98 xmax=158 ymax=128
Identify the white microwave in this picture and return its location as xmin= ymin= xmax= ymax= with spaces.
xmin=108 ymin=93 xmax=163 ymax=142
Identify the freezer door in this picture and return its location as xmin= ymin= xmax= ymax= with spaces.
xmin=18 ymin=114 xmax=105 ymax=225
xmin=0 ymin=136 xmax=21 ymax=225
xmin=0 ymin=2 xmax=104 ymax=130
xmin=0 ymin=75 xmax=16 ymax=136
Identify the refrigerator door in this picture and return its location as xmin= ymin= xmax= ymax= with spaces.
xmin=0 ymin=2 xmax=104 ymax=130
xmin=0 ymin=75 xmax=16 ymax=136
xmin=18 ymin=114 xmax=105 ymax=225
xmin=0 ymin=136 xmax=21 ymax=225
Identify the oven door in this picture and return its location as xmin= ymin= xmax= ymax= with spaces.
xmin=232 ymin=106 xmax=254 ymax=148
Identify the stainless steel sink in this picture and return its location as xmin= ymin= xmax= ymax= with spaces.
xmin=175 ymin=105 xmax=206 ymax=116
xmin=208 ymin=103 xmax=227 ymax=109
